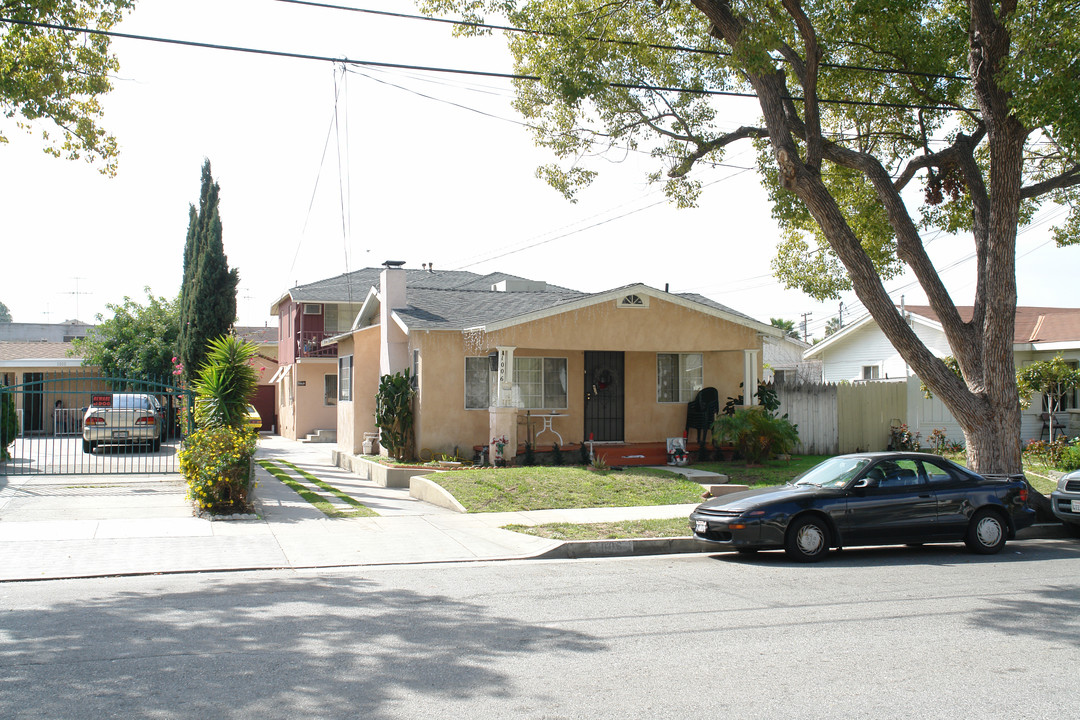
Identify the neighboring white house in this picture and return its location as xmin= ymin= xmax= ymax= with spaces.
xmin=803 ymin=305 xmax=1080 ymax=443
xmin=763 ymin=333 xmax=817 ymax=384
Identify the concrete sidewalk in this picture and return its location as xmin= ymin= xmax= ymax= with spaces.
xmin=0 ymin=435 xmax=704 ymax=582
xmin=1 ymin=435 xmax=1071 ymax=582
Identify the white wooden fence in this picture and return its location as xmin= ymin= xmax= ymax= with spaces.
xmin=775 ymin=379 xmax=908 ymax=455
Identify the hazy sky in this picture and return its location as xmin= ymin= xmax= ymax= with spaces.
xmin=2 ymin=0 xmax=1076 ymax=337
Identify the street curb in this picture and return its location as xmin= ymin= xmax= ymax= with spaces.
xmin=535 ymin=536 xmax=719 ymax=560
xmin=532 ymin=523 xmax=1075 ymax=561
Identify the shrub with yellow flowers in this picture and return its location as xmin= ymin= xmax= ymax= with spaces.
xmin=179 ymin=424 xmax=258 ymax=514
xmin=179 ymin=335 xmax=261 ymax=515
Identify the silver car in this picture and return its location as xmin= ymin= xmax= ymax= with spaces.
xmin=1050 ymin=469 xmax=1080 ymax=534
xmin=82 ymin=393 xmax=164 ymax=453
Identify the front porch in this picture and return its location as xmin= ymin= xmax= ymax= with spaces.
xmin=505 ymin=440 xmax=715 ymax=467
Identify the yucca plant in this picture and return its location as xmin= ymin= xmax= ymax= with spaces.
xmin=192 ymin=335 xmax=259 ymax=429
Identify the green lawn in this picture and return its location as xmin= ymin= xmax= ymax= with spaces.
xmin=428 ymin=465 xmax=706 ymax=513
xmin=691 ymin=454 xmax=828 ymax=486
xmin=504 ymin=517 xmax=691 ymax=540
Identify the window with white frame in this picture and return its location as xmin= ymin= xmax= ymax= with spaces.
xmin=514 ymin=357 xmax=568 ymax=409
xmin=338 ymin=355 xmax=353 ymax=402
xmin=324 ymin=374 xmax=338 ymax=406
xmin=465 ymin=356 xmax=567 ymax=409
xmin=657 ymin=353 xmax=703 ymax=403
xmin=862 ymin=365 xmax=880 ymax=380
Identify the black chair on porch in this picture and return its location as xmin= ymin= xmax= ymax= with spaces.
xmin=685 ymin=387 xmax=720 ymax=458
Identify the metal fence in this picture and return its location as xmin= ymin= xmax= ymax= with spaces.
xmin=0 ymin=371 xmax=192 ymax=476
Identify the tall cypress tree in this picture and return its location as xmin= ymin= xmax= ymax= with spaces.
xmin=179 ymin=159 xmax=239 ymax=385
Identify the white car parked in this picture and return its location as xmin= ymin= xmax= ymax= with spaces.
xmin=82 ymin=393 xmax=164 ymax=453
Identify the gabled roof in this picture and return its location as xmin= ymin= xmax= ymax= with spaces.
xmin=804 ymin=304 xmax=1080 ymax=358
xmin=903 ymin=305 xmax=1080 ymax=346
xmin=389 ymin=283 xmax=778 ymax=335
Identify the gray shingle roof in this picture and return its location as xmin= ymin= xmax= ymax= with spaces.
xmin=394 ymin=288 xmax=588 ymax=330
xmin=674 ymin=293 xmax=759 ymax=324
xmin=283 ymin=267 xmax=576 ymax=304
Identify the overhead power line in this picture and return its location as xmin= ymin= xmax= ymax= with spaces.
xmin=0 ymin=16 xmax=969 ymax=113
xmin=275 ymin=0 xmax=971 ymax=83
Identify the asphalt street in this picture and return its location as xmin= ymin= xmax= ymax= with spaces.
xmin=2 ymin=539 xmax=1078 ymax=719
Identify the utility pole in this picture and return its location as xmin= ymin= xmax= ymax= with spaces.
xmin=800 ymin=311 xmax=812 ymax=342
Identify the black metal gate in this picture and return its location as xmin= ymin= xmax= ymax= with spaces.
xmin=0 ymin=371 xmax=193 ymax=476
xmin=584 ymin=351 xmax=624 ymax=442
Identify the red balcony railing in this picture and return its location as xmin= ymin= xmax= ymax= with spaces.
xmin=296 ymin=331 xmax=338 ymax=359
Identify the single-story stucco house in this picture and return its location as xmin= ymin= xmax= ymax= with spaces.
xmin=290 ymin=261 xmax=783 ymax=466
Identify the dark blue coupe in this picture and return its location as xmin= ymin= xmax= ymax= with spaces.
xmin=690 ymin=452 xmax=1035 ymax=562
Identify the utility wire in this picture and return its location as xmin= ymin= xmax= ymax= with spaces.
xmin=0 ymin=16 xmax=970 ymax=113
xmin=276 ymin=0 xmax=971 ymax=83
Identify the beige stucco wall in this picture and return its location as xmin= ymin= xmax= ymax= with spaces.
xmin=336 ymin=327 xmax=382 ymax=454
xmin=281 ymin=359 xmax=338 ymax=440
xmin=409 ymin=295 xmax=764 ymax=455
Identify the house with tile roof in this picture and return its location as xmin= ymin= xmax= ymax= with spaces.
xmin=802 ymin=305 xmax=1080 ymax=442
xmin=274 ymin=262 xmax=782 ymax=463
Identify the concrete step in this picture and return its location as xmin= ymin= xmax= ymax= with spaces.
xmin=302 ymin=429 xmax=337 ymax=444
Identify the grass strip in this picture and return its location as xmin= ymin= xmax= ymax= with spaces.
xmin=503 ymin=517 xmax=691 ymax=540
xmin=257 ymin=460 xmax=377 ymax=518
xmin=276 ymin=460 xmax=378 ymax=515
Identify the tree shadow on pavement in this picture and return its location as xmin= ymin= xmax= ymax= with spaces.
xmin=0 ymin=573 xmax=606 ymax=719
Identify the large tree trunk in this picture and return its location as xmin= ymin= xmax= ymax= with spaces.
xmin=693 ymin=0 xmax=1027 ymax=475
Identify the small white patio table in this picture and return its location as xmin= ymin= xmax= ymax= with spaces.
xmin=533 ymin=412 xmax=569 ymax=445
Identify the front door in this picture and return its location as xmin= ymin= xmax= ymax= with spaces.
xmin=23 ymin=372 xmax=43 ymax=434
xmin=584 ymin=351 xmax=624 ymax=442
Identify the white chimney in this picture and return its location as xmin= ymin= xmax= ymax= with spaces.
xmin=380 ymin=261 xmax=408 ymax=376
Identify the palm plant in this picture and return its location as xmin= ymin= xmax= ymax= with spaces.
xmin=712 ymin=407 xmax=799 ymax=465
xmin=192 ymin=335 xmax=258 ymax=429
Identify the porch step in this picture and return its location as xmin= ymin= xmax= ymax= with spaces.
xmin=302 ymin=429 xmax=337 ymax=444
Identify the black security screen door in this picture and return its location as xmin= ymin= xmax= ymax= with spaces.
xmin=584 ymin=351 xmax=624 ymax=442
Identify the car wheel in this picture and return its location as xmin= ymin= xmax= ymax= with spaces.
xmin=785 ymin=515 xmax=830 ymax=563
xmin=965 ymin=509 xmax=1007 ymax=554
xmin=82 ymin=439 xmax=91 ymax=454
xmin=151 ymin=438 xmax=161 ymax=452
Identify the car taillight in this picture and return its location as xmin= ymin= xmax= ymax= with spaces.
xmin=135 ymin=415 xmax=156 ymax=425
xmin=85 ymin=417 xmax=105 ymax=426
xmin=1018 ymin=485 xmax=1029 ymax=503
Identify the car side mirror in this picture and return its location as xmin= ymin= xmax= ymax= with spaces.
xmin=852 ymin=478 xmax=871 ymax=490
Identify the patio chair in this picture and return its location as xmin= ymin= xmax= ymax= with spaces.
xmin=685 ymin=387 xmax=720 ymax=448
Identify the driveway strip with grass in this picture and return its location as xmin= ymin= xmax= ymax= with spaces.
xmin=257 ymin=459 xmax=378 ymax=518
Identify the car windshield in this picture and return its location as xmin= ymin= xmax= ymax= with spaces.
xmin=792 ymin=456 xmax=871 ymax=488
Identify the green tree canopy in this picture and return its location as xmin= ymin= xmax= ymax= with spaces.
xmin=0 ymin=300 xmax=10 ymax=323
xmin=178 ymin=159 xmax=239 ymax=386
xmin=422 ymin=0 xmax=1080 ymax=473
xmin=0 ymin=1 xmax=133 ymax=175
xmin=1017 ymin=356 xmax=1080 ymax=412
xmin=70 ymin=289 xmax=179 ymax=380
